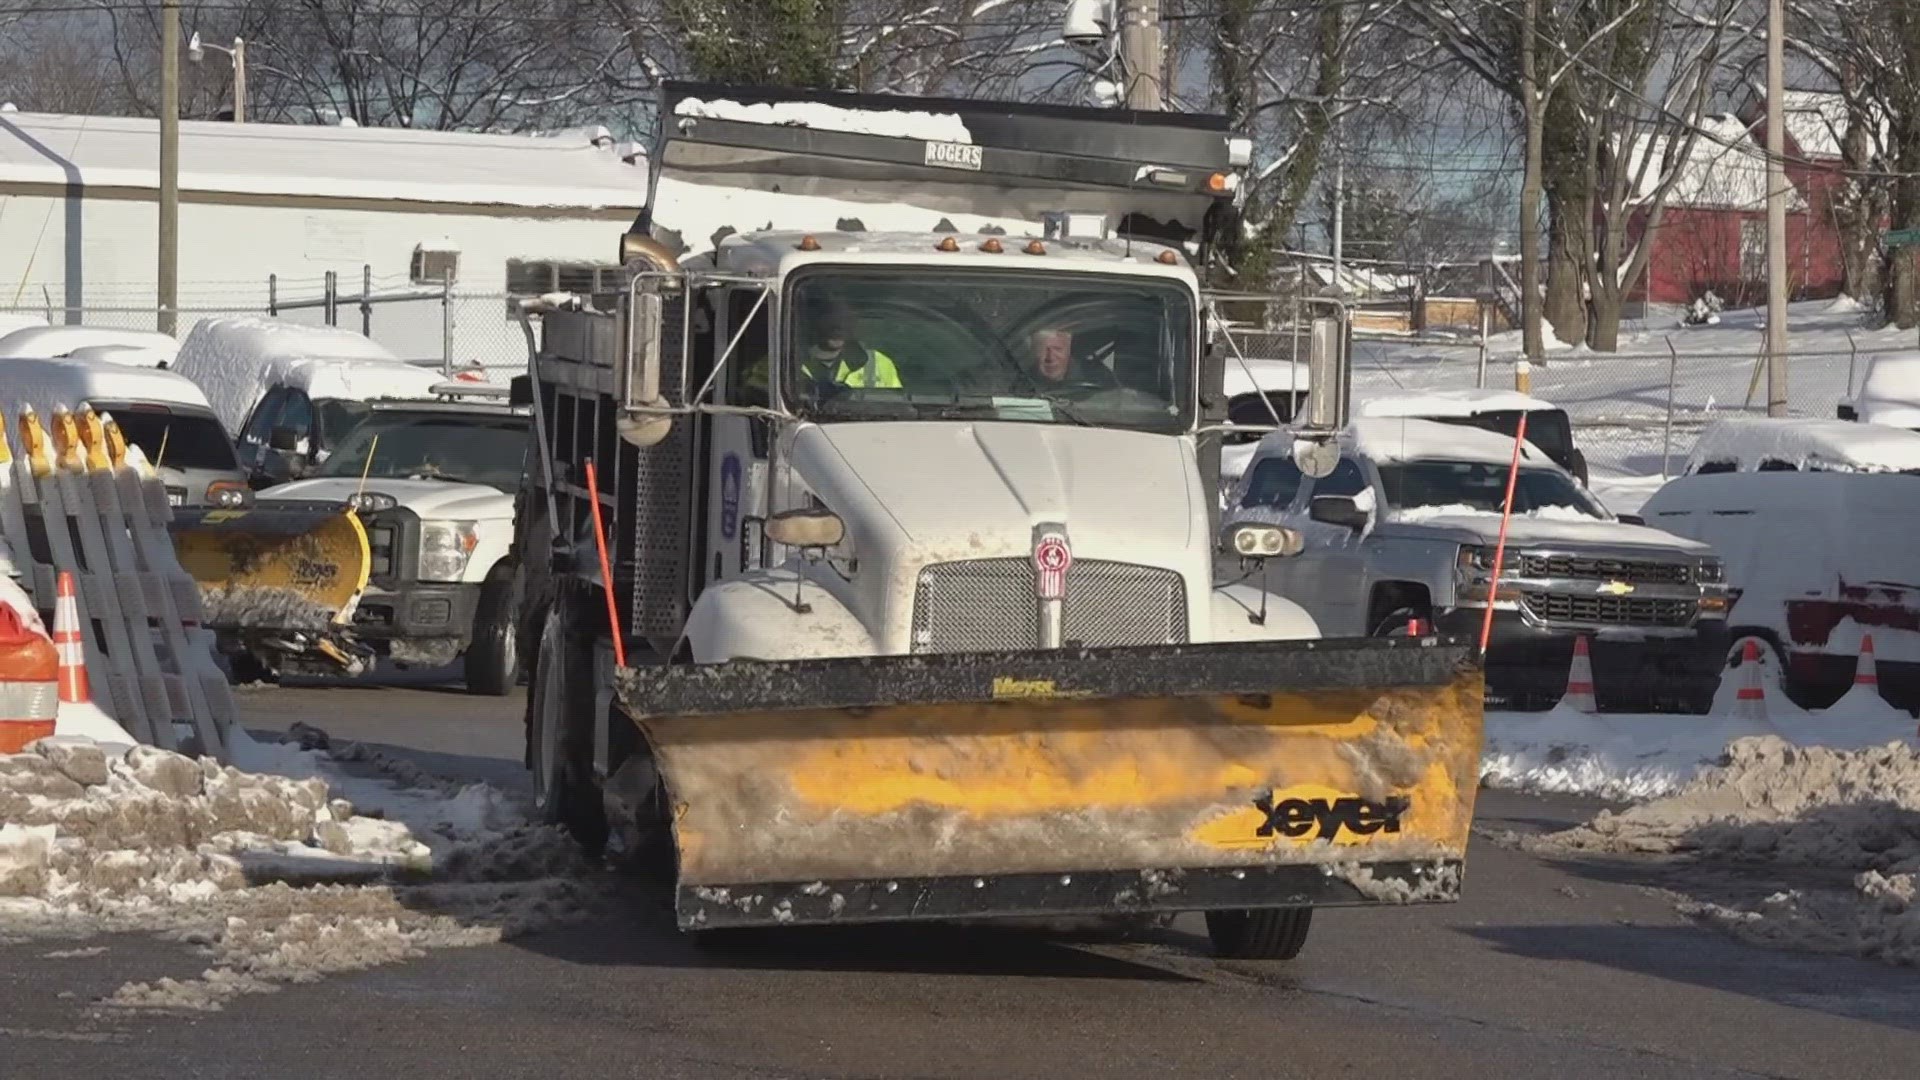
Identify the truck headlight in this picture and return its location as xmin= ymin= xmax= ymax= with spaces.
xmin=349 ymin=491 xmax=399 ymax=513
xmin=204 ymin=480 xmax=250 ymax=508
xmin=1696 ymin=558 xmax=1725 ymax=584
xmin=1457 ymin=545 xmax=1520 ymax=575
xmin=418 ymin=520 xmax=478 ymax=582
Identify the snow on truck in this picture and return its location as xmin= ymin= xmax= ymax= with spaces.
xmin=508 ymin=82 xmax=1486 ymax=957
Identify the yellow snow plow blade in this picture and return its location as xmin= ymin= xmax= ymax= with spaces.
xmin=618 ymin=638 xmax=1484 ymax=930
xmin=169 ymin=505 xmax=372 ymax=632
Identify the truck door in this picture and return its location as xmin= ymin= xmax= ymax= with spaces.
xmin=702 ymin=287 xmax=774 ymax=584
xmin=1294 ymin=455 xmax=1373 ymax=635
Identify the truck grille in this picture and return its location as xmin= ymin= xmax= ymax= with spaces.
xmin=1522 ymin=591 xmax=1697 ymax=628
xmin=1517 ymin=554 xmax=1691 ymax=586
xmin=911 ymin=558 xmax=1188 ymax=653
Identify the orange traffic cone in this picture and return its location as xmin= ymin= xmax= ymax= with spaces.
xmin=1732 ymin=638 xmax=1768 ymax=721
xmin=0 ymin=599 xmax=59 ymax=754
xmin=1560 ymin=635 xmax=1598 ymax=713
xmin=1854 ymin=634 xmax=1879 ymax=691
xmin=53 ymin=572 xmax=89 ymax=706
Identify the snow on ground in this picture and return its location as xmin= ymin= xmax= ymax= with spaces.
xmin=1351 ymin=299 xmax=1909 ymax=514
xmin=0 ymin=727 xmax=596 ymax=1012
xmin=1519 ymin=737 xmax=1920 ymax=968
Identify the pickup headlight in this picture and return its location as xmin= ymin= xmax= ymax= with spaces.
xmin=1696 ymin=558 xmax=1725 ymax=585
xmin=1457 ymin=545 xmax=1521 ymax=575
xmin=418 ymin=520 xmax=479 ymax=582
xmin=349 ymin=491 xmax=399 ymax=513
xmin=204 ymin=480 xmax=250 ymax=508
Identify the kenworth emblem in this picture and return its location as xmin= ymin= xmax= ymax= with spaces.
xmin=1033 ymin=528 xmax=1072 ymax=601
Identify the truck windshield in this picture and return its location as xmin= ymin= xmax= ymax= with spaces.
xmin=781 ymin=267 xmax=1195 ymax=434
xmin=106 ymin=409 xmax=239 ymax=472
xmin=1378 ymin=460 xmax=1604 ymax=518
xmin=311 ymin=411 xmax=528 ymax=491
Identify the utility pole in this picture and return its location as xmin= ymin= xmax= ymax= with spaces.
xmin=1118 ymin=0 xmax=1162 ymax=110
xmin=159 ymin=0 xmax=180 ymax=335
xmin=1331 ymin=126 xmax=1345 ymax=294
xmin=233 ymin=38 xmax=248 ymax=123
xmin=1765 ymin=0 xmax=1788 ymax=416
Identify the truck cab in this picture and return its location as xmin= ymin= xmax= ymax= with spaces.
xmin=660 ymin=229 xmax=1315 ymax=663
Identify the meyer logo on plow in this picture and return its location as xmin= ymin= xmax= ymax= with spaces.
xmin=1252 ymin=789 xmax=1410 ymax=842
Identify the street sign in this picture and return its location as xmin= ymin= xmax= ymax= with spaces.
xmin=1884 ymin=228 xmax=1920 ymax=247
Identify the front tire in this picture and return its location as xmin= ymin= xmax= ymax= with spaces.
xmin=1205 ymin=907 xmax=1313 ymax=960
xmin=465 ymin=566 xmax=521 ymax=696
xmin=526 ymin=589 xmax=607 ymax=852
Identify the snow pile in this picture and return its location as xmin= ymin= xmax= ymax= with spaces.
xmin=0 ymin=729 xmax=597 ymax=1011
xmin=1482 ymin=667 xmax=1914 ymax=801
xmin=1528 ymin=737 xmax=1920 ymax=966
xmin=650 ymin=175 xmax=1041 ymax=259
xmin=673 ymin=96 xmax=973 ymax=143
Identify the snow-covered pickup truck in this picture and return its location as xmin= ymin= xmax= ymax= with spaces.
xmin=1224 ymin=418 xmax=1730 ymax=711
xmin=250 ymin=394 xmax=529 ymax=693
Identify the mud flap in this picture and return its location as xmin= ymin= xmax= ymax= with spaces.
xmin=616 ymin=638 xmax=1485 ymax=930
xmin=169 ymin=505 xmax=372 ymax=669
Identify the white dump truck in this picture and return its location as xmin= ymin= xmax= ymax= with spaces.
xmin=509 ymin=82 xmax=1485 ymax=958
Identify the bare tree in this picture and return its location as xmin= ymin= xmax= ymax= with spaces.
xmin=1409 ymin=0 xmax=1745 ymax=353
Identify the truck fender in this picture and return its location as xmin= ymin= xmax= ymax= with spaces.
xmin=681 ymin=567 xmax=879 ymax=663
xmin=1208 ymin=584 xmax=1321 ymax=642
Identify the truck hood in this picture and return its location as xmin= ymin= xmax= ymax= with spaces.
xmin=1373 ymin=510 xmax=1711 ymax=555
xmin=800 ymin=422 xmax=1196 ymax=556
xmin=259 ymin=477 xmax=515 ymax=520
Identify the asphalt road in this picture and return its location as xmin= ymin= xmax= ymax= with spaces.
xmin=4 ymin=682 xmax=1919 ymax=1079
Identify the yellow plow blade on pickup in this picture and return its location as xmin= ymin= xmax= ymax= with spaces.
xmin=170 ymin=504 xmax=371 ymax=634
xmin=617 ymin=638 xmax=1484 ymax=930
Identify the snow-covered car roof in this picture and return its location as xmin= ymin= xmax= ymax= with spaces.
xmin=59 ymin=343 xmax=176 ymax=368
xmin=1355 ymin=388 xmax=1559 ymax=418
xmin=0 ymin=325 xmax=180 ymax=361
xmin=1685 ymin=416 xmax=1920 ymax=474
xmin=1221 ymin=358 xmax=1311 ymax=399
xmin=0 ymin=111 xmax=645 ymax=210
xmin=0 ymin=312 xmax=47 ymax=338
xmin=171 ymin=315 xmax=434 ymax=431
xmin=1251 ymin=417 xmax=1552 ymax=469
xmin=0 ymin=356 xmax=217 ymax=419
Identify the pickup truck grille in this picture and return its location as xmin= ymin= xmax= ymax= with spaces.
xmin=911 ymin=558 xmax=1188 ymax=653
xmin=1518 ymin=554 xmax=1691 ymax=586
xmin=1522 ymin=591 xmax=1697 ymax=628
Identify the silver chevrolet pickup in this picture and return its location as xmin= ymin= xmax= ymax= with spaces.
xmin=1221 ymin=418 xmax=1730 ymax=712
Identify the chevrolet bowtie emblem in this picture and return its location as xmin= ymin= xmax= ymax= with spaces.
xmin=1598 ymin=580 xmax=1635 ymax=596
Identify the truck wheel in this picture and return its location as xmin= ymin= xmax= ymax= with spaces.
xmin=224 ymin=651 xmax=279 ymax=686
xmin=1205 ymin=907 xmax=1313 ymax=960
xmin=465 ymin=566 xmax=520 ymax=696
xmin=527 ymin=594 xmax=607 ymax=853
xmin=1372 ymin=606 xmax=1432 ymax=637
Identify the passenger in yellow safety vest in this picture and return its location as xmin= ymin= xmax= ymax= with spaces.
xmin=795 ymin=295 xmax=903 ymax=391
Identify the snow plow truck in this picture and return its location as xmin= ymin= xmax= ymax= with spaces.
xmin=511 ymin=81 xmax=1486 ymax=958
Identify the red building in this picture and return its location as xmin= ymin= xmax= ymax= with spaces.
xmin=1629 ymin=99 xmax=1849 ymax=308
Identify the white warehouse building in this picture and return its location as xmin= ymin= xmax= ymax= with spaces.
xmin=0 ymin=110 xmax=648 ymax=371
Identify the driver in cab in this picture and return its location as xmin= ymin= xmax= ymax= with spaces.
xmin=1028 ymin=327 xmax=1115 ymax=390
xmin=798 ymin=296 xmax=903 ymax=391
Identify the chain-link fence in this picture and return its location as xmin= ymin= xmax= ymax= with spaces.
xmin=1 ymin=288 xmax=533 ymax=384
